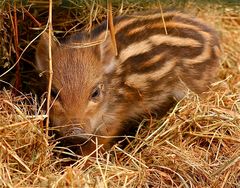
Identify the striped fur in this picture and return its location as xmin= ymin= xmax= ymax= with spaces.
xmin=36 ymin=11 xmax=221 ymax=156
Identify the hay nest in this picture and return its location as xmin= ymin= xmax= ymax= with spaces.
xmin=0 ymin=1 xmax=240 ymax=187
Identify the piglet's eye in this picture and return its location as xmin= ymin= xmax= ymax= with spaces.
xmin=90 ymin=86 xmax=101 ymax=100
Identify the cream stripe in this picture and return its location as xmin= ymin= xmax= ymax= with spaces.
xmin=120 ymin=34 xmax=201 ymax=63
xmin=98 ymin=18 xmax=137 ymax=39
xmin=125 ymin=59 xmax=176 ymax=89
xmin=119 ymin=40 xmax=153 ymax=63
xmin=128 ymin=12 xmax=175 ymax=20
xmin=183 ymin=31 xmax=213 ymax=64
xmin=140 ymin=52 xmax=167 ymax=68
xmin=149 ymin=35 xmax=202 ymax=47
xmin=127 ymin=21 xmax=202 ymax=36
xmin=115 ymin=18 xmax=137 ymax=32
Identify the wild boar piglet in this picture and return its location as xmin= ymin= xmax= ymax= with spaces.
xmin=36 ymin=10 xmax=221 ymax=155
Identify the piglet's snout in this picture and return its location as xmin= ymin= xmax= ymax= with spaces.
xmin=60 ymin=118 xmax=92 ymax=145
xmin=61 ymin=127 xmax=89 ymax=145
xmin=65 ymin=127 xmax=84 ymax=136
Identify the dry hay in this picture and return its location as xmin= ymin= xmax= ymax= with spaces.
xmin=0 ymin=1 xmax=240 ymax=187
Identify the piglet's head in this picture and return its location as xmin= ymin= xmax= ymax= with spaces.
xmin=36 ymin=32 xmax=116 ymax=155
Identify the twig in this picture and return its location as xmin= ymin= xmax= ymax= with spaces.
xmin=107 ymin=0 xmax=118 ymax=56
xmin=46 ymin=0 xmax=53 ymax=139
xmin=158 ymin=0 xmax=168 ymax=35
xmin=22 ymin=7 xmax=42 ymax=27
xmin=13 ymin=1 xmax=21 ymax=92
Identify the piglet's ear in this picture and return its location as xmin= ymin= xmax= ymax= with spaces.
xmin=99 ymin=34 xmax=118 ymax=74
xmin=35 ymin=32 xmax=58 ymax=73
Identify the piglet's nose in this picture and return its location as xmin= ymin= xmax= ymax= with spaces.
xmin=63 ymin=127 xmax=90 ymax=145
xmin=65 ymin=127 xmax=84 ymax=137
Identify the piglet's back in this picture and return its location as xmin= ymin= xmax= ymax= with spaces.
xmin=94 ymin=11 xmax=220 ymax=116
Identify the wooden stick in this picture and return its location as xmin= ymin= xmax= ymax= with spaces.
xmin=22 ymin=7 xmax=42 ymax=27
xmin=13 ymin=1 xmax=21 ymax=93
xmin=107 ymin=0 xmax=118 ymax=56
xmin=46 ymin=0 xmax=53 ymax=138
